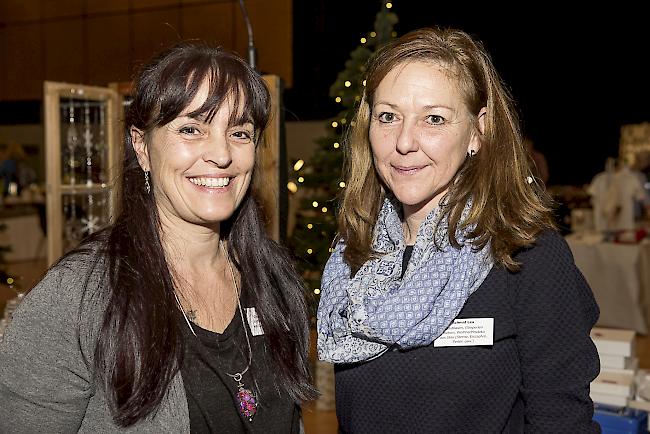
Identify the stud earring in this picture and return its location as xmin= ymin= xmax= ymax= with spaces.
xmin=144 ymin=170 xmax=151 ymax=194
xmin=468 ymin=149 xmax=476 ymax=157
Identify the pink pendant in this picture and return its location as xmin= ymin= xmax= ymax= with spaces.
xmin=236 ymin=387 xmax=258 ymax=421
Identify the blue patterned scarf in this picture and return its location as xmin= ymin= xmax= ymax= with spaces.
xmin=317 ymin=197 xmax=494 ymax=363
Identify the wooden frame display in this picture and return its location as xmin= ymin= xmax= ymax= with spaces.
xmin=44 ymin=81 xmax=120 ymax=265
xmin=257 ymin=75 xmax=283 ymax=241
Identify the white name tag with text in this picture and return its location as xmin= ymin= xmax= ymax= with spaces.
xmin=245 ymin=307 xmax=265 ymax=336
xmin=433 ymin=317 xmax=494 ymax=347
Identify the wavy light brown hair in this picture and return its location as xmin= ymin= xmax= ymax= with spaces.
xmin=339 ymin=27 xmax=555 ymax=273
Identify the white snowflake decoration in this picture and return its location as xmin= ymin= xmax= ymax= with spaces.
xmin=81 ymin=215 xmax=101 ymax=234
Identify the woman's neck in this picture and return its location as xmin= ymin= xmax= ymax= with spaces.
xmin=402 ymin=189 xmax=447 ymax=245
xmin=157 ymin=209 xmax=239 ymax=333
xmin=157 ymin=207 xmax=223 ymax=276
xmin=402 ymin=197 xmax=441 ymax=245
xmin=402 ymin=214 xmax=422 ymax=245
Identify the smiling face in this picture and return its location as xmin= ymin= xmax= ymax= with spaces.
xmin=369 ymin=61 xmax=483 ymax=223
xmin=132 ymin=79 xmax=256 ymax=230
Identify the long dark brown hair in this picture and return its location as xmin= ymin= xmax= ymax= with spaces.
xmin=76 ymin=42 xmax=316 ymax=426
xmin=339 ymin=28 xmax=555 ymax=274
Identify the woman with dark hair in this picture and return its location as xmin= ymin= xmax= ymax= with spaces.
xmin=317 ymin=28 xmax=600 ymax=432
xmin=0 ymin=43 xmax=316 ymax=432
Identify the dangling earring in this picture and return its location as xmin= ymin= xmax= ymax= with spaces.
xmin=144 ymin=170 xmax=151 ymax=194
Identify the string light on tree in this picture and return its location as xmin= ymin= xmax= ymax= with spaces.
xmin=298 ymin=176 xmax=305 ymax=183
xmin=287 ymin=181 xmax=298 ymax=193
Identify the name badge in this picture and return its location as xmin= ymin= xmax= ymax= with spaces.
xmin=433 ymin=317 xmax=494 ymax=347
xmin=245 ymin=307 xmax=265 ymax=336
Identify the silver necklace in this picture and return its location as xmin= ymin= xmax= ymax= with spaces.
xmin=174 ymin=242 xmax=258 ymax=422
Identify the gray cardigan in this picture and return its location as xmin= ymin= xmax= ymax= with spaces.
xmin=0 ymin=253 xmax=191 ymax=433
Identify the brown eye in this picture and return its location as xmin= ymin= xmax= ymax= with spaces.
xmin=230 ymin=130 xmax=252 ymax=142
xmin=179 ymin=126 xmax=201 ymax=135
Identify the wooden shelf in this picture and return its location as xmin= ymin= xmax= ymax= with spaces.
xmin=59 ymin=184 xmax=112 ymax=195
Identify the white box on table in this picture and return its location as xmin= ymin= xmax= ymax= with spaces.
xmin=592 ymin=371 xmax=635 ymax=397
xmin=590 ymin=327 xmax=636 ymax=357
xmin=600 ymin=354 xmax=638 ymax=370
xmin=600 ymin=357 xmax=638 ymax=378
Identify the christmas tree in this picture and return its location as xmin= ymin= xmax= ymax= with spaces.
xmin=288 ymin=1 xmax=398 ymax=311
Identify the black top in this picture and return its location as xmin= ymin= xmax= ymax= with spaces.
xmin=401 ymin=245 xmax=414 ymax=279
xmin=180 ymin=301 xmax=301 ymax=433
xmin=335 ymin=230 xmax=601 ymax=433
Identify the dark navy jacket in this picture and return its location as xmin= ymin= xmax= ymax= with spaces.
xmin=335 ymin=231 xmax=601 ymax=433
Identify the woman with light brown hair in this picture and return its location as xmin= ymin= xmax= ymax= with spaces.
xmin=317 ymin=27 xmax=600 ymax=432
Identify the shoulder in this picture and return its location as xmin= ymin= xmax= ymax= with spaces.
xmin=47 ymin=240 xmax=108 ymax=288
xmin=4 ymin=239 xmax=111 ymax=365
xmin=511 ymin=229 xmax=578 ymax=277
xmin=19 ymin=240 xmax=110 ymax=325
xmin=509 ymin=230 xmax=598 ymax=314
xmin=0 ymin=241 xmax=115 ymax=432
xmin=509 ymin=230 xmax=585 ymax=300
